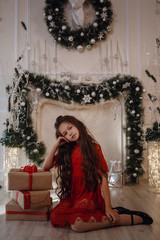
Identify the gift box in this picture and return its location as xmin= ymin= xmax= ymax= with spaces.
xmin=8 ymin=168 xmax=52 ymax=190
xmin=6 ymin=199 xmax=50 ymax=221
xmin=10 ymin=190 xmax=52 ymax=209
xmin=108 ymin=172 xmax=123 ymax=188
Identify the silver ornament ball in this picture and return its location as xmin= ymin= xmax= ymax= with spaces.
xmin=62 ymin=25 xmax=66 ymax=30
xmin=68 ymin=36 xmax=73 ymax=41
xmin=134 ymin=149 xmax=139 ymax=154
xmin=93 ymin=22 xmax=98 ymax=27
xmin=36 ymin=88 xmax=41 ymax=93
xmin=48 ymin=15 xmax=52 ymax=21
xmin=77 ymin=45 xmax=84 ymax=52
xmin=90 ymin=39 xmax=96 ymax=44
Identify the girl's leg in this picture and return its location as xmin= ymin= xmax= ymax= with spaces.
xmin=71 ymin=214 xmax=143 ymax=232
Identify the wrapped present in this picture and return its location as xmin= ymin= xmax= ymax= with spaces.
xmin=8 ymin=166 xmax=52 ymax=190
xmin=108 ymin=172 xmax=123 ymax=188
xmin=6 ymin=199 xmax=50 ymax=221
xmin=11 ymin=190 xmax=52 ymax=209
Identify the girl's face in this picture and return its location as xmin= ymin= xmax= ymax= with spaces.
xmin=58 ymin=121 xmax=80 ymax=142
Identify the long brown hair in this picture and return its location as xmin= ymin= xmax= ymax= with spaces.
xmin=54 ymin=115 xmax=106 ymax=199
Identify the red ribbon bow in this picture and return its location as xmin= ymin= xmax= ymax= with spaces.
xmin=20 ymin=164 xmax=38 ymax=190
xmin=21 ymin=164 xmax=38 ymax=173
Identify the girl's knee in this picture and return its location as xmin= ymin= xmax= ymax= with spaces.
xmin=71 ymin=217 xmax=85 ymax=232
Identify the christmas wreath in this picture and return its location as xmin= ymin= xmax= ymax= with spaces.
xmin=44 ymin=0 xmax=113 ymax=51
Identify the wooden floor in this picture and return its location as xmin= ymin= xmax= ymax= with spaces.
xmin=0 ymin=180 xmax=160 ymax=240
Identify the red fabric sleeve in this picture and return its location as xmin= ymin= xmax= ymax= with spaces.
xmin=96 ymin=145 xmax=109 ymax=172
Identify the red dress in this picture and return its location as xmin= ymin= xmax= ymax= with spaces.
xmin=50 ymin=144 xmax=109 ymax=227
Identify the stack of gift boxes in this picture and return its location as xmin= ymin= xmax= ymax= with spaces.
xmin=5 ymin=165 xmax=53 ymax=221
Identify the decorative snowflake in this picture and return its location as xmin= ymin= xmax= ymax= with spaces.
xmin=98 ymin=32 xmax=105 ymax=40
xmin=101 ymin=12 xmax=108 ymax=20
xmin=100 ymin=98 xmax=105 ymax=105
xmin=50 ymin=22 xmax=55 ymax=28
xmin=122 ymin=82 xmax=131 ymax=89
xmin=82 ymin=94 xmax=92 ymax=103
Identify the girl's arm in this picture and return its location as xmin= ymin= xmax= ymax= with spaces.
xmin=43 ymin=136 xmax=68 ymax=171
xmin=101 ymin=172 xmax=120 ymax=223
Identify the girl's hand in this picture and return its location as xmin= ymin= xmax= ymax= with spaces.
xmin=105 ymin=208 xmax=120 ymax=224
xmin=55 ymin=136 xmax=69 ymax=148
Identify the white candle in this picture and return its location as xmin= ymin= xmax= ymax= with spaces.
xmin=45 ymin=40 xmax=46 ymax=56
xmin=106 ymin=43 xmax=108 ymax=58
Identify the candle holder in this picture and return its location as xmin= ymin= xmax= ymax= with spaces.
xmin=147 ymin=141 xmax=160 ymax=193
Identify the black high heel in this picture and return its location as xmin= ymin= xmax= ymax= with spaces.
xmin=113 ymin=207 xmax=153 ymax=225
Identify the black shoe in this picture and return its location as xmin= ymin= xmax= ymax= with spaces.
xmin=113 ymin=207 xmax=153 ymax=225
xmin=129 ymin=210 xmax=153 ymax=225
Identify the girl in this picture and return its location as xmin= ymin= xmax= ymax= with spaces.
xmin=43 ymin=115 xmax=153 ymax=232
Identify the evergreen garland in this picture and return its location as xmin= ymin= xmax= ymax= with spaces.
xmin=0 ymin=68 xmax=144 ymax=183
xmin=44 ymin=0 xmax=113 ymax=50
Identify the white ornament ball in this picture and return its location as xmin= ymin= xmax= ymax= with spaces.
xmin=45 ymin=92 xmax=50 ymax=97
xmin=96 ymin=11 xmax=99 ymax=15
xmin=86 ymin=45 xmax=91 ymax=50
xmin=127 ymin=127 xmax=131 ymax=131
xmin=80 ymin=32 xmax=84 ymax=37
xmin=77 ymin=89 xmax=81 ymax=94
xmin=49 ymin=28 xmax=52 ymax=32
xmin=27 ymin=136 xmax=30 ymax=140
xmin=90 ymin=39 xmax=96 ymax=44
xmin=58 ymin=37 xmax=61 ymax=41
xmin=143 ymin=88 xmax=146 ymax=93
xmin=134 ymin=149 xmax=139 ymax=154
xmin=133 ymin=173 xmax=137 ymax=177
xmin=127 ymin=137 xmax=130 ymax=140
xmin=100 ymin=0 xmax=104 ymax=3
xmin=33 ymin=149 xmax=39 ymax=153
xmin=100 ymin=94 xmax=103 ymax=98
xmin=68 ymin=36 xmax=73 ymax=42
xmin=48 ymin=15 xmax=52 ymax=21
xmin=136 ymin=114 xmax=140 ymax=117
xmin=131 ymin=110 xmax=136 ymax=114
xmin=22 ymin=89 xmax=26 ymax=93
xmin=127 ymin=156 xmax=130 ymax=160
xmin=65 ymin=85 xmax=69 ymax=90
xmin=137 ymin=132 xmax=141 ymax=136
xmin=55 ymin=88 xmax=59 ymax=93
xmin=103 ymin=7 xmax=107 ymax=12
xmin=21 ymin=102 xmax=25 ymax=106
xmin=135 ymin=167 xmax=139 ymax=171
xmin=62 ymin=25 xmax=66 ymax=30
xmin=93 ymin=22 xmax=98 ymax=27
xmin=136 ymin=87 xmax=140 ymax=91
xmin=91 ymin=92 xmax=96 ymax=97
xmin=107 ymin=26 xmax=112 ymax=31
xmin=113 ymin=81 xmax=116 ymax=85
xmin=36 ymin=88 xmax=41 ymax=93
xmin=77 ymin=45 xmax=83 ymax=52
xmin=55 ymin=8 xmax=59 ymax=12
xmin=130 ymin=100 xmax=133 ymax=104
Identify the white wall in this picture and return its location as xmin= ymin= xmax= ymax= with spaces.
xmin=0 ymin=0 xmax=160 ymax=182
